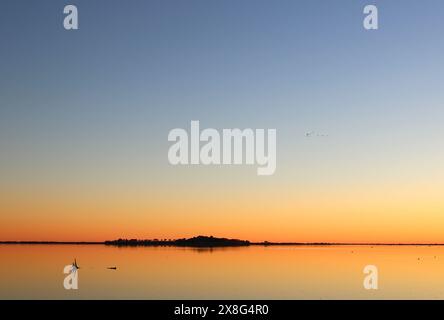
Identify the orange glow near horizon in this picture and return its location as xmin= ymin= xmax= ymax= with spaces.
xmin=1 ymin=175 xmax=444 ymax=243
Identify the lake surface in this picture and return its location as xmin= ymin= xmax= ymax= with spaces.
xmin=1 ymin=244 xmax=444 ymax=299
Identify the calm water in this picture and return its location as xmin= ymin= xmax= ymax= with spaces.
xmin=1 ymin=244 xmax=444 ymax=299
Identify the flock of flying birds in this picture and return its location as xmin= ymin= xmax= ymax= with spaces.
xmin=305 ymin=131 xmax=329 ymax=138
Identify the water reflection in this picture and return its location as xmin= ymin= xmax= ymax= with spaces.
xmin=1 ymin=244 xmax=444 ymax=299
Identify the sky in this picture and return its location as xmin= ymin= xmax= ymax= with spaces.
xmin=1 ymin=0 xmax=444 ymax=242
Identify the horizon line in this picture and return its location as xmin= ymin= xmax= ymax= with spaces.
xmin=2 ymin=240 xmax=444 ymax=246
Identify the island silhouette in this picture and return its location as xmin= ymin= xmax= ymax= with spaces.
xmin=1 ymin=236 xmax=444 ymax=247
xmin=105 ymin=235 xmax=250 ymax=247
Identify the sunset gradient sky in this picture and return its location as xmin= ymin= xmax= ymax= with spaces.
xmin=1 ymin=0 xmax=444 ymax=242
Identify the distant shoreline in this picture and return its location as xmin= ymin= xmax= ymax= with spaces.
xmin=2 ymin=240 xmax=444 ymax=247
xmin=0 ymin=241 xmax=103 ymax=245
